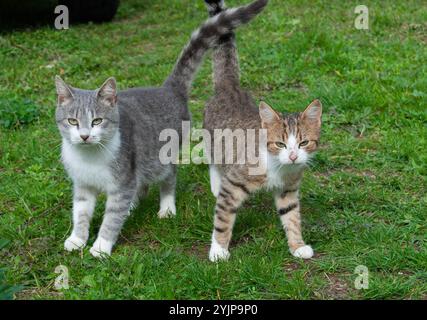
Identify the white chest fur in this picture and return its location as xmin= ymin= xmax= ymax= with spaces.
xmin=61 ymin=135 xmax=120 ymax=192
xmin=264 ymin=150 xmax=304 ymax=190
xmin=266 ymin=164 xmax=303 ymax=189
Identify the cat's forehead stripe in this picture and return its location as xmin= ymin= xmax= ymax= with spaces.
xmin=283 ymin=113 xmax=299 ymax=136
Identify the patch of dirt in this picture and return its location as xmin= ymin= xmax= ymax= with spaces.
xmin=231 ymin=234 xmax=253 ymax=246
xmin=283 ymin=261 xmax=301 ymax=272
xmin=285 ymin=81 xmax=309 ymax=94
xmin=397 ymin=270 xmax=414 ymax=277
xmin=321 ymin=273 xmax=354 ymax=300
xmin=313 ymin=167 xmax=377 ymax=180
xmin=3 ymin=237 xmax=56 ymax=273
xmin=412 ymin=239 xmax=423 ymax=252
xmin=282 ymin=254 xmax=355 ymax=300
xmin=283 ymin=251 xmax=325 ymax=270
xmin=27 ymin=237 xmax=53 ymax=251
xmin=16 ymin=287 xmax=64 ymax=300
xmin=401 ymin=23 xmax=427 ymax=43
xmin=182 ymin=242 xmax=210 ymax=259
xmin=115 ymin=12 xmax=146 ymax=24
xmin=191 ymin=183 xmax=207 ymax=194
xmin=0 ymin=200 xmax=17 ymax=214
xmin=119 ymin=230 xmax=162 ymax=251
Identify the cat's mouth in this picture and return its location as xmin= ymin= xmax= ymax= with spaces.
xmin=75 ymin=141 xmax=96 ymax=146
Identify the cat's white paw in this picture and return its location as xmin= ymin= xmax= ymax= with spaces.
xmin=64 ymin=234 xmax=86 ymax=251
xmin=209 ymin=237 xmax=230 ymax=262
xmin=209 ymin=245 xmax=230 ymax=262
xmin=158 ymin=208 xmax=176 ymax=219
xmin=90 ymin=237 xmax=113 ymax=258
xmin=158 ymin=195 xmax=176 ymax=219
xmin=292 ymin=245 xmax=314 ymax=259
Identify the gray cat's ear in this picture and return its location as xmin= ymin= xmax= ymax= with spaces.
xmin=301 ymin=99 xmax=322 ymax=124
xmin=259 ymin=101 xmax=280 ymax=126
xmin=55 ymin=76 xmax=74 ymax=106
xmin=97 ymin=77 xmax=117 ymax=107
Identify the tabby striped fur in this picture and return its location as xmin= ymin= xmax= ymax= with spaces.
xmin=203 ymin=0 xmax=321 ymax=262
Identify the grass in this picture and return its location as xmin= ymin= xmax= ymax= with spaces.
xmin=0 ymin=0 xmax=426 ymax=300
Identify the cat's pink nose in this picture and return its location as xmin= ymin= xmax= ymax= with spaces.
xmin=289 ymin=153 xmax=298 ymax=162
xmin=80 ymin=135 xmax=89 ymax=141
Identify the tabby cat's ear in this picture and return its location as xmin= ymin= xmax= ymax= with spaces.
xmin=259 ymin=101 xmax=281 ymax=127
xmin=55 ymin=76 xmax=74 ymax=106
xmin=97 ymin=77 xmax=117 ymax=107
xmin=301 ymin=99 xmax=322 ymax=125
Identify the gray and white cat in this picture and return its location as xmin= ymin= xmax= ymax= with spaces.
xmin=55 ymin=0 xmax=269 ymax=257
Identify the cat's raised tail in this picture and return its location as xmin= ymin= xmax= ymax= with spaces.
xmin=164 ymin=0 xmax=268 ymax=94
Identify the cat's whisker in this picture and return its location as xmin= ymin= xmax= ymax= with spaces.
xmin=97 ymin=141 xmax=120 ymax=170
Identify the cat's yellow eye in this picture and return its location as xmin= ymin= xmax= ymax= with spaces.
xmin=299 ymin=140 xmax=309 ymax=148
xmin=92 ymin=118 xmax=103 ymax=126
xmin=275 ymin=142 xmax=287 ymax=149
xmin=68 ymin=118 xmax=78 ymax=126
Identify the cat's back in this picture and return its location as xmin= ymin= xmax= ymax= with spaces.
xmin=118 ymin=86 xmax=189 ymax=123
xmin=115 ymin=86 xmax=190 ymax=153
xmin=203 ymin=88 xmax=260 ymax=131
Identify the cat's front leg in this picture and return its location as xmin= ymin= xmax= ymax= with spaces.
xmin=275 ymin=189 xmax=313 ymax=259
xmin=64 ymin=185 xmax=97 ymax=251
xmin=90 ymin=189 xmax=135 ymax=258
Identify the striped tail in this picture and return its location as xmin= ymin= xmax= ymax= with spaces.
xmin=205 ymin=0 xmax=241 ymax=92
xmin=163 ymin=0 xmax=269 ymax=94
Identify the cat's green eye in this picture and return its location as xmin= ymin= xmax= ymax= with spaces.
xmin=275 ymin=142 xmax=287 ymax=149
xmin=299 ymin=140 xmax=309 ymax=147
xmin=68 ymin=118 xmax=78 ymax=126
xmin=92 ymin=118 xmax=103 ymax=126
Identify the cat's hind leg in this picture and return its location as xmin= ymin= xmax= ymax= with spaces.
xmin=158 ymin=166 xmax=177 ymax=219
xmin=130 ymin=184 xmax=149 ymax=210
xmin=209 ymin=174 xmax=249 ymax=262
xmin=209 ymin=165 xmax=222 ymax=198
xmin=64 ymin=185 xmax=97 ymax=251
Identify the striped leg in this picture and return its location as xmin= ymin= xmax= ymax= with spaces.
xmin=90 ymin=189 xmax=135 ymax=258
xmin=275 ymin=189 xmax=313 ymax=259
xmin=64 ymin=186 xmax=97 ymax=251
xmin=209 ymin=175 xmax=249 ymax=262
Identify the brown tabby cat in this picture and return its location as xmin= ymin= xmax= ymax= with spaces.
xmin=203 ymin=0 xmax=322 ymax=262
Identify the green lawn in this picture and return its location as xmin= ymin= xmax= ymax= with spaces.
xmin=0 ymin=0 xmax=426 ymax=299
